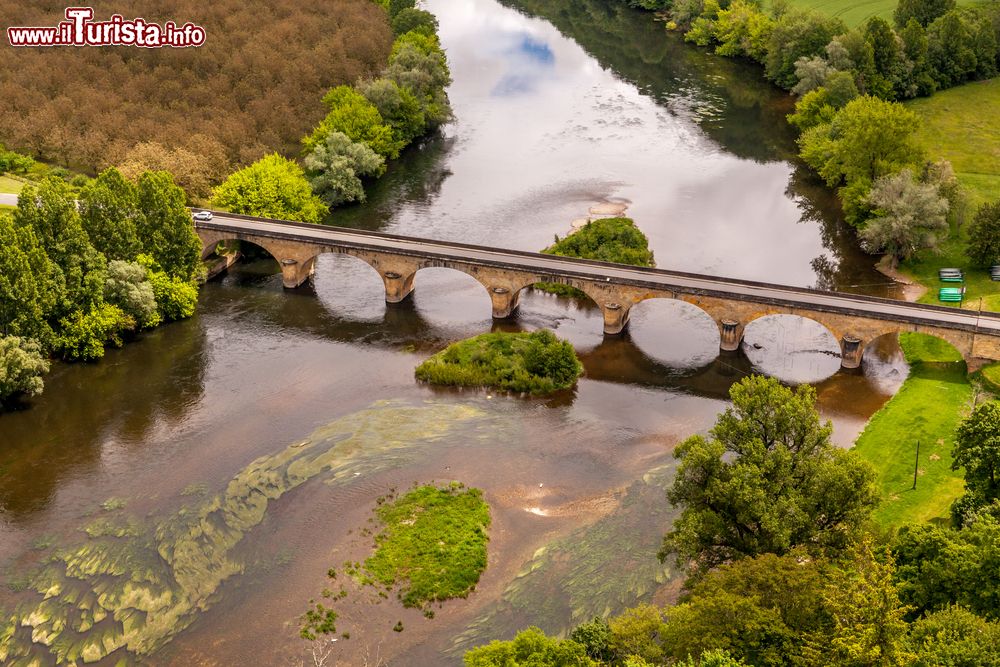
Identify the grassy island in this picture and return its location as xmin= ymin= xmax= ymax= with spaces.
xmin=363 ymin=483 xmax=490 ymax=608
xmin=415 ymin=330 xmax=583 ymax=395
xmin=535 ymin=217 xmax=654 ymax=298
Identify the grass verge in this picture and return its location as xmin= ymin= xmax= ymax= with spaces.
xmin=415 ymin=330 xmax=583 ymax=395
xmin=852 ymin=333 xmax=971 ymax=526
xmin=0 ymin=174 xmax=25 ymax=195
xmin=363 ymin=483 xmax=490 ymax=608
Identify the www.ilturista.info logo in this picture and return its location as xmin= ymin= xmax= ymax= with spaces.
xmin=7 ymin=7 xmax=206 ymax=48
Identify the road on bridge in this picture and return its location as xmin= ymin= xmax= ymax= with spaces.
xmin=201 ymin=213 xmax=1000 ymax=338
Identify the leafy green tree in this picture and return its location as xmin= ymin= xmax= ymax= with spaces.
xmin=14 ymin=177 xmax=106 ymax=318
xmin=385 ymin=36 xmax=453 ymax=129
xmin=864 ymin=16 xmax=905 ymax=99
xmin=607 ymin=605 xmax=669 ymax=664
xmin=212 ymin=154 xmax=326 ymax=224
xmin=894 ymin=0 xmax=956 ymax=28
xmin=661 ymin=375 xmax=879 ymax=574
xmin=569 ymin=618 xmax=614 ymax=663
xmin=927 ymin=11 xmax=979 ymax=87
xmin=0 ymin=144 xmax=34 ymax=174
xmin=359 ymin=77 xmax=428 ymax=147
xmin=712 ymin=0 xmax=774 ymax=62
xmin=54 ymin=303 xmax=134 ymax=361
xmin=79 ymin=168 xmax=141 ymax=262
xmin=859 ymin=169 xmax=950 ymax=262
xmin=0 ymin=213 xmax=55 ymax=344
xmin=819 ymin=537 xmax=914 ymax=667
xmin=792 ymin=56 xmax=835 ymax=95
xmin=787 ymin=72 xmax=859 ymax=130
xmin=104 ymin=260 xmax=160 ymax=329
xmin=677 ymin=650 xmax=749 ymax=666
xmin=661 ymin=552 xmax=831 ymax=665
xmin=304 ymin=86 xmax=402 ymax=158
xmin=304 ymin=132 xmax=385 ymax=207
xmin=892 ymin=518 xmax=1000 ymax=619
xmin=899 ymin=18 xmax=938 ymax=97
xmin=388 ymin=0 xmax=415 ymax=17
xmin=765 ymin=9 xmax=845 ymax=89
xmin=139 ymin=255 xmax=199 ymax=322
xmin=0 ymin=336 xmax=49 ymax=408
xmin=910 ymin=606 xmax=1000 ymax=666
xmin=135 ymin=171 xmax=203 ymax=280
xmin=463 ymin=626 xmax=596 ymax=666
xmin=949 ymin=402 xmax=1000 ymax=521
xmin=966 ymin=201 xmax=1000 ymax=267
xmin=392 ymin=8 xmax=438 ymax=36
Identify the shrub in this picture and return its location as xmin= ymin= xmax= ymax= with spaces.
xmin=0 ymin=336 xmax=49 ymax=407
xmin=55 ymin=303 xmax=135 ymax=361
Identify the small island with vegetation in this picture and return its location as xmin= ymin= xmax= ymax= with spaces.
xmin=535 ymin=216 xmax=654 ymax=298
xmin=415 ymin=329 xmax=583 ymax=395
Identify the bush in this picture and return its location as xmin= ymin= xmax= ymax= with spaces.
xmin=0 ymin=336 xmax=49 ymax=407
xmin=415 ymin=330 xmax=583 ymax=395
xmin=55 ymin=303 xmax=135 ymax=361
xmin=966 ymin=201 xmax=1000 ymax=267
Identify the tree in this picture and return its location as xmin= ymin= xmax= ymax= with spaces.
xmin=0 ymin=213 xmax=55 ymax=344
xmin=859 ymin=169 xmax=949 ymax=262
xmin=392 ymin=8 xmax=438 ymax=36
xmin=894 ymin=0 xmax=956 ymax=28
xmin=864 ymin=16 xmax=905 ymax=99
xmin=661 ymin=375 xmax=879 ymax=574
xmin=104 ymin=260 xmax=160 ymax=329
xmin=607 ymin=605 xmax=669 ymax=664
xmin=212 ymin=154 xmax=327 ymax=224
xmin=900 ymin=18 xmax=937 ymax=97
xmin=54 ymin=303 xmax=134 ymax=361
xmin=14 ymin=177 xmax=106 ymax=318
xmin=0 ymin=336 xmax=49 ymax=408
xmin=385 ymin=36 xmax=453 ymax=129
xmin=463 ymin=627 xmax=595 ymax=666
xmin=388 ymin=0 xmax=416 ymax=17
xmin=79 ymin=168 xmax=142 ymax=262
xmin=118 ymin=137 xmax=231 ymax=205
xmin=950 ymin=402 xmax=1000 ymax=518
xmin=136 ymin=171 xmax=203 ymax=280
xmin=787 ymin=72 xmax=860 ymax=130
xmin=765 ymin=10 xmax=845 ymax=89
xmin=792 ymin=56 xmax=835 ymax=96
xmin=661 ymin=552 xmax=831 ymax=665
xmin=966 ymin=201 xmax=1000 ymax=267
xmin=713 ymin=0 xmax=774 ymax=62
xmin=892 ymin=518 xmax=1000 ymax=619
xmin=304 ymin=86 xmax=402 ymax=158
xmin=818 ymin=537 xmax=914 ymax=667
xmin=0 ymin=144 xmax=34 ymax=174
xmin=304 ymin=131 xmax=385 ymax=207
xmin=359 ymin=77 xmax=427 ymax=147
xmin=139 ymin=255 xmax=199 ymax=322
xmin=927 ymin=11 xmax=979 ymax=87
xmin=910 ymin=606 xmax=1000 ymax=666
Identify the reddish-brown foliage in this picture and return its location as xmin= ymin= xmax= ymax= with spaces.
xmin=0 ymin=0 xmax=392 ymax=173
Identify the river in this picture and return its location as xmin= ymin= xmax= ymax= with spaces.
xmin=0 ymin=0 xmax=910 ymax=664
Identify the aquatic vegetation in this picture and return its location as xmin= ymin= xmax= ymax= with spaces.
xmin=450 ymin=465 xmax=680 ymax=656
xmin=415 ymin=330 xmax=583 ymax=395
xmin=535 ymin=217 xmax=654 ymax=298
xmin=363 ymin=483 xmax=491 ymax=608
xmin=0 ymin=401 xmax=484 ymax=665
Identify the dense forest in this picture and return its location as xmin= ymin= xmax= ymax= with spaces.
xmin=0 ymin=0 xmax=393 ymax=174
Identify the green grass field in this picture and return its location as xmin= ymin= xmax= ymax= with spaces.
xmin=852 ymin=333 xmax=971 ymax=526
xmin=0 ymin=174 xmax=26 ymax=195
xmin=771 ymin=0 xmax=990 ymax=26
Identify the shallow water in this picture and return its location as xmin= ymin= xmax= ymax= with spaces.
xmin=0 ymin=0 xmax=910 ymax=664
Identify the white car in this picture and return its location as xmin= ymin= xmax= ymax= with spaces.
xmin=192 ymin=210 xmax=213 ymax=221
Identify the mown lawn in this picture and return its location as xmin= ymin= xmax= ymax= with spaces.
xmin=852 ymin=333 xmax=971 ymax=526
xmin=771 ymin=0 xmax=991 ymax=26
xmin=0 ymin=174 xmax=25 ymax=195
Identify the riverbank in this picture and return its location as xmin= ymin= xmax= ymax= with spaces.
xmin=852 ymin=333 xmax=970 ymax=526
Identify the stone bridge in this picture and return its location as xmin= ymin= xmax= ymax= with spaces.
xmin=196 ymin=212 xmax=1000 ymax=370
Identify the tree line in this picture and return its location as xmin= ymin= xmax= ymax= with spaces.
xmin=0 ymin=0 xmax=392 ymax=187
xmin=0 ymin=170 xmax=202 ymax=408
xmin=621 ymin=0 xmax=1000 ymax=268
xmin=465 ymin=376 xmax=1000 ymax=666
xmin=209 ymin=0 xmax=453 ymax=223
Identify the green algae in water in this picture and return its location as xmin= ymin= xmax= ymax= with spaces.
xmin=1 ymin=400 xmax=485 ymax=666
xmin=449 ymin=464 xmax=681 ymax=656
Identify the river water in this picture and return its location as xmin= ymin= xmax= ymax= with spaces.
xmin=0 ymin=0 xmax=910 ymax=665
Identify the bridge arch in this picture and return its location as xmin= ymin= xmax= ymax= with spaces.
xmin=742 ymin=313 xmax=844 ymax=383
xmin=201 ymin=232 xmax=320 ymax=289
xmin=627 ymin=297 xmax=721 ymax=369
xmin=409 ymin=265 xmax=496 ymax=323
